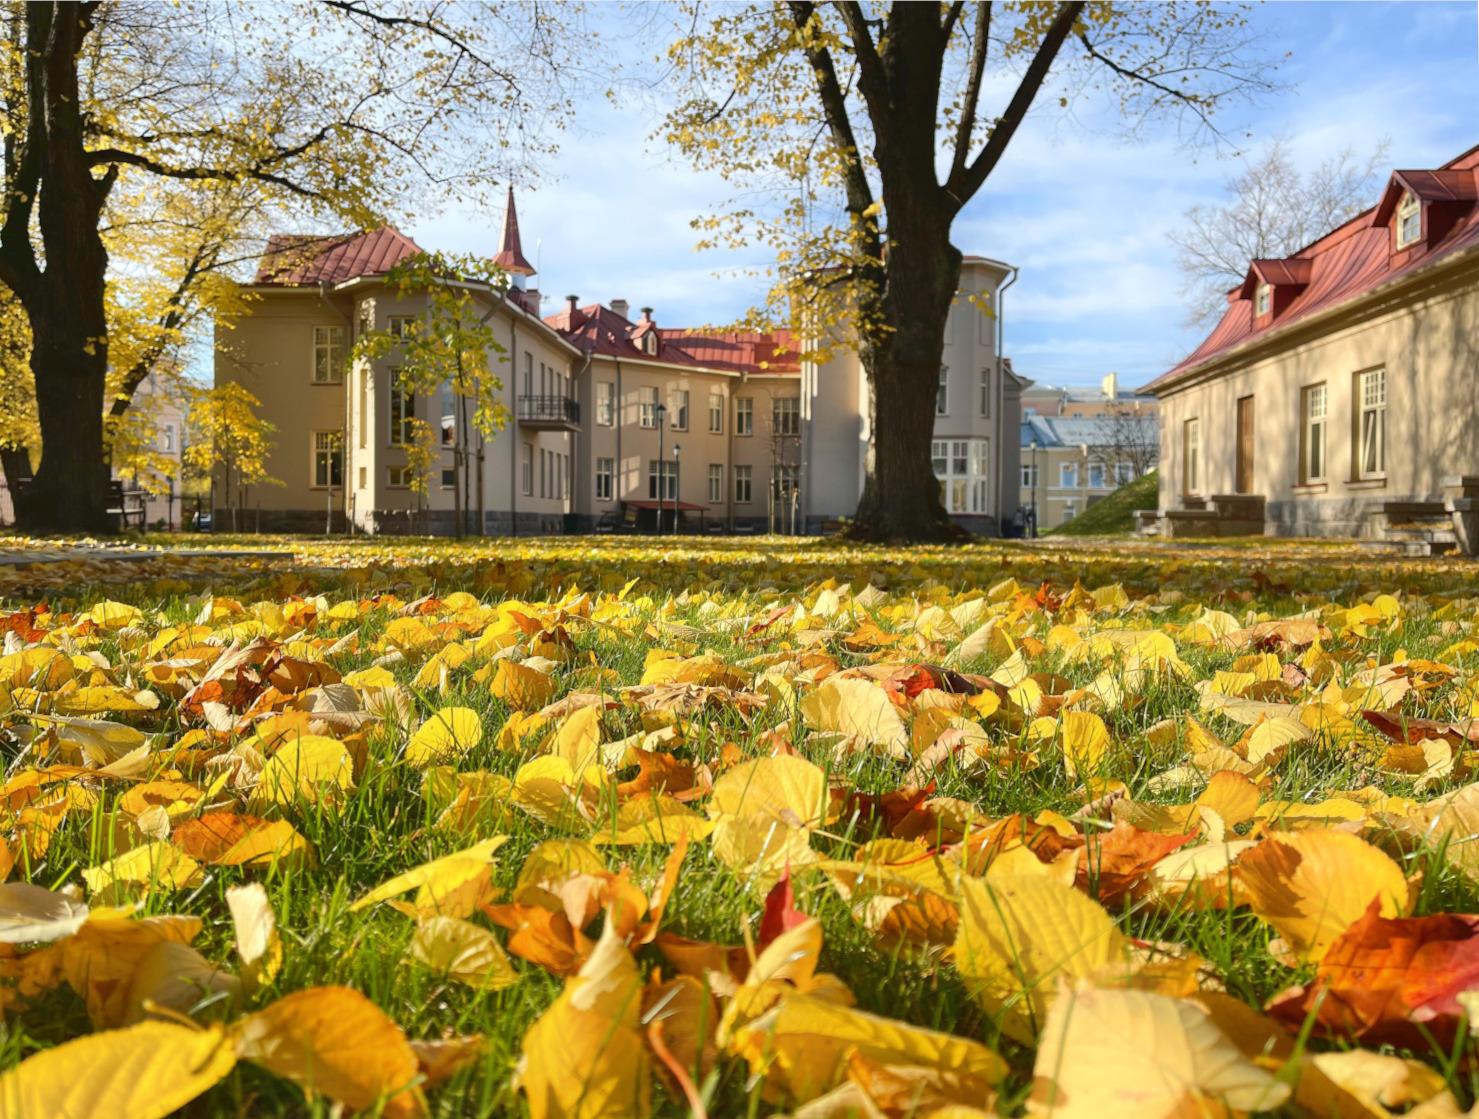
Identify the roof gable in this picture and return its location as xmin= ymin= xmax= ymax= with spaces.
xmin=255 ymin=227 xmax=425 ymax=286
xmin=1372 ymin=168 xmax=1479 ymax=225
xmin=542 ymin=302 xmax=799 ymax=374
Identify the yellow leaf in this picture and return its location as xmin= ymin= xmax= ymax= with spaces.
xmin=490 ymin=660 xmax=556 ymax=711
xmin=349 ymin=837 xmax=508 ymax=918
xmin=253 ymin=735 xmax=354 ymax=807
xmin=551 ymin=705 xmax=602 ymax=772
xmin=234 ymin=986 xmax=422 ymax=1118
xmin=0 ymin=1021 xmax=235 ymax=1119
xmin=227 ymin=883 xmax=282 ymax=989
xmin=1237 ymin=828 xmax=1407 ymax=963
xmin=590 ymin=796 xmax=714 ymax=846
xmin=0 ymin=882 xmax=89 ymax=943
xmin=119 ymin=939 xmax=240 ymax=1025
xmin=1061 ymin=710 xmax=1109 ymax=780
xmin=799 ymin=677 xmax=907 ymax=754
xmin=1029 ymin=984 xmax=1289 ymax=1118
xmin=708 ymin=754 xmax=829 ymax=828
xmin=82 ymin=842 xmax=202 ymax=899
xmin=518 ymin=918 xmax=651 ymax=1118
xmin=405 ymin=707 xmax=483 ymax=767
xmin=409 ymin=915 xmax=519 ymax=989
xmin=952 ymin=874 xmax=1129 ymax=1042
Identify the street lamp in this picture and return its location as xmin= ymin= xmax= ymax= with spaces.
xmin=654 ymin=400 xmax=667 ymax=532
xmin=673 ymin=443 xmax=682 ymax=536
xmin=1028 ymin=439 xmax=1039 ymax=538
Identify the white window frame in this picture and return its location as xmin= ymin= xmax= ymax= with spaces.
xmin=1301 ymin=382 xmax=1327 ymax=484
xmin=930 ymin=437 xmax=991 ymax=514
xmin=647 ymin=459 xmax=677 ymax=500
xmin=388 ymin=315 xmax=415 ymax=339
xmin=312 ymin=325 xmax=345 ymax=384
xmin=1087 ymin=463 xmax=1106 ymax=490
xmin=596 ymin=381 xmax=615 ymax=426
xmin=161 ymin=424 xmax=175 ymax=453
xmin=936 ymin=366 xmax=949 ymax=416
xmin=1115 ymin=462 xmax=1134 ymax=486
xmin=521 ymin=443 xmax=533 ymax=496
xmin=736 ymin=396 xmax=753 ymax=436
xmin=639 ymin=386 xmax=659 ymax=429
xmin=979 ymin=366 xmax=991 ymax=418
xmin=1020 ymin=462 xmax=1038 ymax=488
xmin=1396 ymin=192 xmax=1422 ymax=250
xmin=671 ymin=389 xmax=689 ymax=431
xmin=772 ymin=397 xmax=799 ymax=437
xmin=1254 ymin=283 xmax=1271 ymax=317
xmin=734 ymin=464 xmax=753 ymax=503
xmin=522 ymin=352 xmax=533 ymax=397
xmin=388 ymin=464 xmax=411 ymax=488
xmin=1059 ymin=462 xmax=1078 ymax=489
xmin=311 ymin=431 xmax=342 ymax=488
xmin=708 ymin=392 xmax=724 ymax=434
xmin=595 ymin=457 xmax=614 ymax=501
xmin=1356 ymin=368 xmax=1386 ymax=478
xmin=389 ymin=371 xmax=414 ymax=446
xmin=707 ymin=463 xmax=723 ymax=503
xmin=1183 ymin=418 xmax=1201 ymax=495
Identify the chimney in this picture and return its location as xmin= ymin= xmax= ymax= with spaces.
xmin=1100 ymin=371 xmax=1118 ymax=399
xmin=640 ymin=306 xmax=654 ymax=323
xmin=566 ymin=294 xmax=579 ymax=316
xmin=521 ymin=288 xmax=541 ymax=314
xmin=611 ymin=298 xmax=629 ymax=320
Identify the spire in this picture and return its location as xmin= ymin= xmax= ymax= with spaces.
xmin=493 ymin=185 xmax=536 ymax=276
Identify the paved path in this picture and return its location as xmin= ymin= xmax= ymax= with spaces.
xmin=0 ymin=545 xmax=285 ymax=567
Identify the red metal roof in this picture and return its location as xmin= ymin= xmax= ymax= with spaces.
xmin=543 ymin=302 xmax=800 ymax=375
xmin=254 ymin=227 xmax=426 ymax=286
xmin=493 ymin=186 xmax=535 ymax=276
xmin=1147 ymin=143 xmax=1479 ymax=393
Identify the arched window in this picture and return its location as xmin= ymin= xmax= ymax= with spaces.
xmin=1396 ymin=192 xmax=1422 ymax=249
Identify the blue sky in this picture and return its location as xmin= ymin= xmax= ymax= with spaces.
xmin=408 ymin=2 xmax=1477 ymax=390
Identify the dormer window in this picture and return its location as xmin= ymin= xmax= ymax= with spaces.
xmin=643 ymin=333 xmax=657 ymax=356
xmin=1396 ymin=191 xmax=1421 ymax=249
xmin=1254 ymin=283 xmax=1271 ymax=317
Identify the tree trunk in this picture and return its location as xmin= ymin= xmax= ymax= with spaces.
xmin=847 ymin=231 xmax=965 ymax=543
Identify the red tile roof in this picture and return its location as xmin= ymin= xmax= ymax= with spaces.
xmin=1147 ymin=143 xmax=1479 ymax=393
xmin=254 ymin=227 xmax=426 ymax=286
xmin=543 ymin=302 xmax=799 ymax=374
xmin=493 ymin=186 xmax=535 ymax=276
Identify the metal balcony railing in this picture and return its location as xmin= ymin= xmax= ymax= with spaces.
xmin=517 ymin=395 xmax=580 ymax=425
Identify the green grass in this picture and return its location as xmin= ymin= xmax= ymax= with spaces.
xmin=1046 ymin=470 xmax=1159 ymax=537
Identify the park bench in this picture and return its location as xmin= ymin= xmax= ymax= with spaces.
xmin=107 ymin=480 xmax=148 ymax=531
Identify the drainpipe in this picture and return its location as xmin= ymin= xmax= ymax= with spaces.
xmin=509 ymin=316 xmax=519 ymax=536
xmin=614 ymin=357 xmax=623 ymax=509
xmin=993 ymin=265 xmax=1019 ymax=532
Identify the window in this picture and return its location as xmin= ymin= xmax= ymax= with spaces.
xmin=440 ymin=382 xmax=456 ymax=447
xmin=936 ymin=366 xmax=949 ymax=415
xmin=1183 ymin=418 xmax=1201 ymax=495
xmin=1357 ymin=368 xmax=1386 ymax=477
xmin=161 ymin=424 xmax=175 ymax=453
xmin=389 ymin=372 xmax=414 ymax=446
xmin=358 ymin=370 xmax=369 ymax=449
xmin=1088 ymin=463 xmax=1106 ymax=489
xmin=979 ymin=367 xmax=991 ymax=417
xmin=1254 ymin=283 xmax=1271 ymax=317
xmin=521 ymin=443 xmax=532 ymax=495
xmin=1021 ymin=462 xmax=1039 ymax=488
xmin=1397 ymin=192 xmax=1422 ymax=249
xmin=595 ymin=457 xmax=614 ymax=501
xmin=358 ymin=466 xmax=366 ymax=489
xmin=523 ymin=353 xmax=533 ymax=397
xmin=312 ymin=431 xmax=342 ymax=487
xmin=772 ymin=464 xmax=799 ymax=500
xmin=388 ymin=315 xmax=415 ymax=339
xmin=1063 ymin=502 xmax=1077 ymax=522
xmin=930 ymin=438 xmax=991 ymax=514
xmin=708 ymin=392 xmax=724 ymax=433
xmin=736 ymin=397 xmax=753 ymax=436
xmin=388 ymin=465 xmax=411 ymax=488
xmin=1059 ymin=462 xmax=1078 ymax=489
xmin=596 ymin=381 xmax=615 ymax=426
xmin=772 ymin=397 xmax=800 ymax=437
xmin=441 ymin=468 xmax=456 ymax=489
xmin=708 ymin=463 xmax=723 ymax=503
xmin=1115 ymin=462 xmax=1134 ymax=486
xmin=671 ymin=389 xmax=689 ymax=430
xmin=734 ymin=464 xmax=753 ymax=503
xmin=640 ymin=386 xmax=659 ymax=429
xmin=1300 ymin=383 xmax=1328 ymax=483
xmin=562 ymin=453 xmax=571 ymax=499
xmin=648 ymin=459 xmax=677 ymax=500
xmin=312 ymin=325 xmax=345 ymax=384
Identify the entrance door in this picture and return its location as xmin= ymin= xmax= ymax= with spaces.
xmin=1235 ymin=395 xmax=1255 ymax=493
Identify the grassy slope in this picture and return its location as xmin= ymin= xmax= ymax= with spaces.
xmin=1047 ymin=470 xmax=1158 ymax=537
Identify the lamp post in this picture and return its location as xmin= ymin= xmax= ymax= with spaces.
xmin=673 ymin=443 xmax=682 ymax=536
xmin=654 ymin=400 xmax=667 ymax=532
xmin=1028 ymin=439 xmax=1039 ymax=539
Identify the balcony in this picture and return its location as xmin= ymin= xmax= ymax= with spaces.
xmin=517 ymin=395 xmax=580 ymax=431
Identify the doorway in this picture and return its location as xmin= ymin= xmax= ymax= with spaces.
xmin=1235 ymin=395 xmax=1255 ymax=493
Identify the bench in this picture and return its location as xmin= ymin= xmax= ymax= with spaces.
xmin=107 ymin=480 xmax=148 ymax=531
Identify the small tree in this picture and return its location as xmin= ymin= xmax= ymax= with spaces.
xmin=352 ymin=252 xmax=509 ymax=537
xmin=400 ymin=416 xmax=437 ymax=534
xmin=1086 ymin=403 xmax=1159 ymax=485
xmin=183 ymin=383 xmax=280 ymax=532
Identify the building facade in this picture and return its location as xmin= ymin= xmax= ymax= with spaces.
xmin=215 ymin=195 xmax=1024 ymax=535
xmin=1144 ymin=143 xmax=1479 ymax=542
xmin=1019 ymin=413 xmax=1159 ymax=532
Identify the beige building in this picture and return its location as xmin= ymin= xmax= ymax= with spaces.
xmin=1144 ymin=143 xmax=1479 ymax=547
xmin=1023 ymin=372 xmax=1157 ymax=419
xmin=216 ymin=195 xmax=1024 ymax=535
xmin=1019 ymin=413 xmax=1158 ymax=533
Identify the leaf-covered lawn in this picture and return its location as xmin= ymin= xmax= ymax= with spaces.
xmin=3 ymin=534 xmax=1479 ymax=1117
